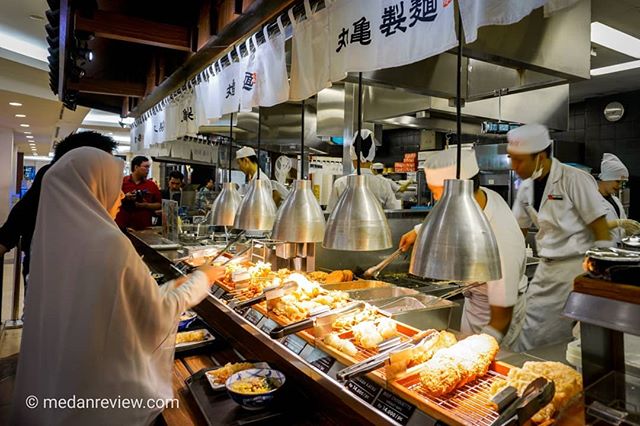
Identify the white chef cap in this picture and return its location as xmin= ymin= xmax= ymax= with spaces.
xmin=507 ymin=124 xmax=552 ymax=154
xmin=349 ymin=129 xmax=377 ymax=162
xmin=372 ymin=162 xmax=384 ymax=171
xmin=599 ymin=153 xmax=629 ymax=181
xmin=236 ymin=146 xmax=256 ymax=159
xmin=424 ymin=148 xmax=480 ymax=187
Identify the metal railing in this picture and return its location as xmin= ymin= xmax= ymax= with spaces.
xmin=1 ymin=239 xmax=24 ymax=329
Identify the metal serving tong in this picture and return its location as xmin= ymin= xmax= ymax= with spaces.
xmin=269 ymin=302 xmax=366 ymax=339
xmin=228 ymin=281 xmax=298 ymax=310
xmin=171 ymin=230 xmax=246 ymax=276
xmin=490 ymin=377 xmax=555 ymax=425
xmin=362 ymin=248 xmax=404 ymax=279
xmin=336 ymin=330 xmax=435 ymax=382
xmin=420 ymin=281 xmax=486 ymax=308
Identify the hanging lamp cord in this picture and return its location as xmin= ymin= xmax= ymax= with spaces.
xmin=356 ymin=72 xmax=363 ymax=176
xmin=228 ymin=112 xmax=233 ymax=182
xmin=257 ymin=107 xmax=262 ymax=179
xmin=456 ymin=12 xmax=463 ymax=179
xmin=301 ymin=99 xmax=306 ymax=180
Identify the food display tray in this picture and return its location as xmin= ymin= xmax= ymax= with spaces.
xmin=390 ymin=362 xmax=511 ymax=426
xmin=186 ymin=368 xmax=288 ymax=426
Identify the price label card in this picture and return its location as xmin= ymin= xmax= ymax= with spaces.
xmin=302 ymin=347 xmax=336 ymax=374
xmin=310 ymin=355 xmax=336 ymax=374
xmin=244 ymin=309 xmax=264 ymax=326
xmin=373 ymin=390 xmax=415 ymax=426
xmin=259 ymin=318 xmax=278 ymax=335
xmin=220 ymin=292 xmax=234 ymax=302
xmin=213 ymin=287 xmax=225 ymax=298
xmin=234 ymin=305 xmax=250 ymax=316
xmin=346 ymin=376 xmax=382 ymax=404
xmin=281 ymin=334 xmax=307 ymax=355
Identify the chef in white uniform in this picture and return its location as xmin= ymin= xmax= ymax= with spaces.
xmin=236 ymin=146 xmax=289 ymax=206
xmin=508 ymin=124 xmax=612 ymax=352
xmin=12 ymin=147 xmax=224 ymax=425
xmin=597 ymin=153 xmax=640 ymax=242
xmin=327 ymin=130 xmax=401 ymax=212
xmin=399 ymin=148 xmax=527 ymax=348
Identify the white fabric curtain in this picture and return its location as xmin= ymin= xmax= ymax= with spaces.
xmin=288 ymin=0 xmax=332 ymax=101
xmin=219 ymin=52 xmax=241 ymax=115
xmin=239 ymin=37 xmax=260 ymax=111
xmin=458 ymin=0 xmax=546 ymax=43
xmin=255 ymin=16 xmax=290 ymax=107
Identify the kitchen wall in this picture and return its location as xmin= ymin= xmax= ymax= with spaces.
xmin=554 ymin=90 xmax=640 ymax=217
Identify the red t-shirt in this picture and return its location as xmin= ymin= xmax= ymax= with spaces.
xmin=115 ymin=175 xmax=162 ymax=230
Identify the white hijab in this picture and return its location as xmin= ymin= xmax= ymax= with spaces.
xmin=12 ymin=147 xmax=210 ymax=425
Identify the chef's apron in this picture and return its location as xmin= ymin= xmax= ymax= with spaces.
xmin=460 ymin=276 xmax=527 ymax=349
xmin=511 ymin=256 xmax=584 ymax=352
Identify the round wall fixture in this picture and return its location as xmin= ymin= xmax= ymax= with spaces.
xmin=604 ymin=101 xmax=624 ymax=122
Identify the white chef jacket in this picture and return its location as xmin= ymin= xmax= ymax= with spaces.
xmin=239 ymin=167 xmax=289 ymax=200
xmin=327 ymin=168 xmax=401 ymax=212
xmin=12 ymin=148 xmax=211 ymax=425
xmin=602 ymin=194 xmax=627 ymax=243
xmin=513 ymin=158 xmax=607 ymax=259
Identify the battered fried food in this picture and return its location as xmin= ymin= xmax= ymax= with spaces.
xmin=408 ymin=331 xmax=457 ymax=367
xmin=418 ymin=334 xmax=499 ymax=396
xmin=352 ymin=321 xmax=384 ymax=349
xmin=490 ymin=361 xmax=582 ymax=424
xmin=324 ymin=270 xmax=354 ymax=284
xmin=332 ymin=306 xmax=378 ymax=332
xmin=324 ymin=333 xmax=358 ymax=357
xmin=306 ymin=271 xmax=329 ymax=282
xmin=176 ymin=329 xmax=208 ymax=345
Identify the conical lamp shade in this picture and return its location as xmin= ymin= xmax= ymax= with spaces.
xmin=234 ymin=178 xmax=277 ymax=231
xmin=211 ymin=182 xmax=242 ymax=226
xmin=410 ymin=179 xmax=502 ymax=282
xmin=272 ymin=180 xmax=326 ymax=242
xmin=323 ymin=174 xmax=392 ymax=251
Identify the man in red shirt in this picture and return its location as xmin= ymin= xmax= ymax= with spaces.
xmin=115 ymin=156 xmax=162 ymax=230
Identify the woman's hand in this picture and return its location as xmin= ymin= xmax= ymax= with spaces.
xmin=198 ymin=265 xmax=226 ymax=286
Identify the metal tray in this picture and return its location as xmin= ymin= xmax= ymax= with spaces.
xmin=186 ymin=368 xmax=287 ymax=426
xmin=370 ymin=294 xmax=457 ymax=330
xmin=345 ymin=286 xmax=420 ymax=302
xmin=320 ymin=280 xmax=393 ymax=292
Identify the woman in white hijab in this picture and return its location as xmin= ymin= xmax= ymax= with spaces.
xmin=12 ymin=147 xmax=223 ymax=425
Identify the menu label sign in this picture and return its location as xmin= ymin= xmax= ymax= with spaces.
xmin=244 ymin=309 xmax=264 ymax=326
xmin=259 ymin=318 xmax=278 ymax=334
xmin=220 ymin=292 xmax=235 ymax=302
xmin=346 ymin=376 xmax=382 ymax=404
xmin=310 ymin=355 xmax=336 ymax=374
xmin=282 ymin=334 xmax=307 ymax=355
xmin=234 ymin=305 xmax=250 ymax=316
xmin=373 ymin=389 xmax=415 ymax=426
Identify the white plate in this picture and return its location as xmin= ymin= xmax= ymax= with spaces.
xmin=175 ymin=329 xmax=215 ymax=348
xmin=205 ymin=362 xmax=270 ymax=390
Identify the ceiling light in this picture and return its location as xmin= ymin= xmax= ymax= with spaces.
xmin=15 ymin=114 xmax=26 ymax=118
xmin=23 ymin=131 xmax=31 ymax=134
xmin=26 ymin=135 xmax=34 ymax=139
xmin=29 ymin=14 xmax=45 ymax=21
xmin=591 ymin=60 xmax=640 ymax=76
xmin=20 ymin=124 xmax=30 ymax=128
xmin=591 ymin=22 xmax=640 ymax=58
xmin=9 ymin=102 xmax=22 ymax=106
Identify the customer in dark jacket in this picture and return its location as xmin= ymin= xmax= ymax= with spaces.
xmin=0 ymin=131 xmax=117 ymax=281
